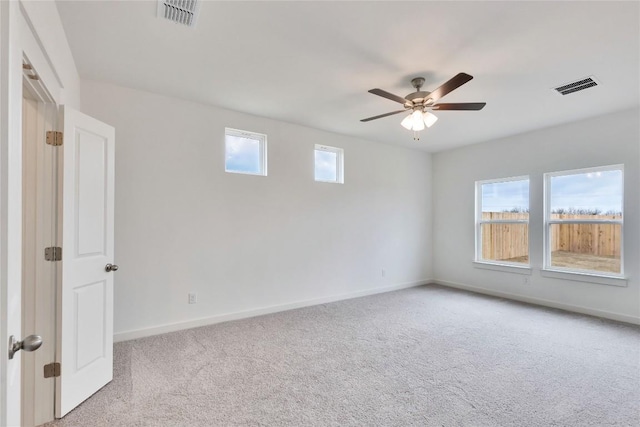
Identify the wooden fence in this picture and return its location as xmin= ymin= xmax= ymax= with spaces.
xmin=481 ymin=212 xmax=528 ymax=261
xmin=482 ymin=213 xmax=621 ymax=261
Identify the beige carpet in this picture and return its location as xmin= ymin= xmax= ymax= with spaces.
xmin=45 ymin=284 xmax=640 ymax=426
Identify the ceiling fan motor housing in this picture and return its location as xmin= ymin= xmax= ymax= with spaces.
xmin=405 ymin=91 xmax=433 ymax=107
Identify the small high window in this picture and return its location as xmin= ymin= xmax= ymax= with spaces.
xmin=476 ymin=177 xmax=530 ymax=265
xmin=314 ymin=145 xmax=344 ymax=184
xmin=225 ymin=128 xmax=267 ymax=176
xmin=544 ymin=165 xmax=623 ymax=276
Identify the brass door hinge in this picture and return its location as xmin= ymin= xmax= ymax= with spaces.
xmin=44 ymin=247 xmax=62 ymax=261
xmin=46 ymin=131 xmax=63 ymax=146
xmin=44 ymin=362 xmax=61 ymax=378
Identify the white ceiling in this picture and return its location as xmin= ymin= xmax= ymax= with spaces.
xmin=56 ymin=1 xmax=639 ymax=152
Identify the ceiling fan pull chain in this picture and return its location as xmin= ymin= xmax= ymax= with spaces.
xmin=413 ymin=131 xmax=420 ymax=141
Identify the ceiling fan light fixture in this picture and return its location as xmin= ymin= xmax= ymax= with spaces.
xmin=423 ymin=111 xmax=438 ymax=128
xmin=411 ymin=110 xmax=425 ymax=131
xmin=401 ymin=110 xmax=434 ymax=132
xmin=400 ymin=114 xmax=414 ymax=130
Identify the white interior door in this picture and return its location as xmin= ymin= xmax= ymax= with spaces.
xmin=56 ymin=106 xmax=115 ymax=418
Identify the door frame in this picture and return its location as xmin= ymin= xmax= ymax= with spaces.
xmin=1 ymin=2 xmax=65 ymax=425
xmin=21 ymin=61 xmax=59 ymax=426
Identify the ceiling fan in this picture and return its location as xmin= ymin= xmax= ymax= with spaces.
xmin=361 ymin=72 xmax=486 ymax=139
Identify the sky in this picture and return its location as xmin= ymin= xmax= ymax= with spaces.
xmin=481 ymin=179 xmax=529 ymax=212
xmin=314 ymin=150 xmax=338 ymax=181
xmin=481 ymin=170 xmax=623 ymax=213
xmin=550 ymin=170 xmax=622 ymax=213
xmin=225 ymin=135 xmax=261 ymax=174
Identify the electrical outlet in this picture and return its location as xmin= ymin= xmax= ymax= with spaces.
xmin=523 ymin=276 xmax=530 ymax=285
xmin=188 ymin=293 xmax=197 ymax=304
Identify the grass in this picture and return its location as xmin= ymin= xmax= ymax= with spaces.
xmin=500 ymin=251 xmax=620 ymax=274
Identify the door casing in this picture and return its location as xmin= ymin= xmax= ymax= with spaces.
xmin=21 ymin=64 xmax=59 ymax=427
xmin=1 ymin=3 xmax=66 ymax=425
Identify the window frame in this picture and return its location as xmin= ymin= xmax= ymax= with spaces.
xmin=475 ymin=175 xmax=530 ymax=268
xmin=224 ymin=127 xmax=268 ymax=176
xmin=314 ymin=144 xmax=344 ymax=184
xmin=543 ymin=164 xmax=624 ymax=278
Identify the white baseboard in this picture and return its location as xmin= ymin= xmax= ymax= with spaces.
xmin=432 ymin=279 xmax=640 ymax=325
xmin=114 ymin=279 xmax=430 ymax=342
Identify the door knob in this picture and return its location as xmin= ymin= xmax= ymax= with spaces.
xmin=105 ymin=263 xmax=119 ymax=272
xmin=8 ymin=335 xmax=43 ymax=359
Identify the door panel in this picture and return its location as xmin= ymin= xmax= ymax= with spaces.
xmin=75 ymin=280 xmax=106 ymax=369
xmin=56 ymin=106 xmax=115 ymax=418
xmin=76 ymin=131 xmax=107 ymax=256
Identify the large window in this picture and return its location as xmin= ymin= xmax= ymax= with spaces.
xmin=544 ymin=165 xmax=623 ymax=276
xmin=476 ymin=177 xmax=530 ymax=265
xmin=314 ymin=144 xmax=344 ymax=183
xmin=224 ymin=128 xmax=267 ymax=176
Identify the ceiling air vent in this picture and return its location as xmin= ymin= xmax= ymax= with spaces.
xmin=553 ymin=76 xmax=599 ymax=96
xmin=157 ymin=0 xmax=200 ymax=27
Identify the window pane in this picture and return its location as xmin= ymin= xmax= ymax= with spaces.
xmin=481 ymin=179 xmax=529 ymax=215
xmin=315 ymin=150 xmax=338 ymax=181
xmin=550 ymin=169 xmax=622 ymax=216
xmin=225 ymin=135 xmax=262 ymax=174
xmin=550 ymin=223 xmax=621 ymax=273
xmin=481 ymin=223 xmax=529 ymax=264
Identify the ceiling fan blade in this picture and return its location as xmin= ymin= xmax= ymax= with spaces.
xmin=360 ymin=109 xmax=407 ymax=122
xmin=425 ymin=73 xmax=474 ymax=104
xmin=431 ymin=102 xmax=486 ymax=111
xmin=368 ymin=88 xmax=411 ymax=105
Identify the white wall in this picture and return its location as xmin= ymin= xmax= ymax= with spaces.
xmin=0 ymin=1 xmax=80 ymax=425
xmin=80 ymin=80 xmax=433 ymax=340
xmin=432 ymin=108 xmax=640 ymax=323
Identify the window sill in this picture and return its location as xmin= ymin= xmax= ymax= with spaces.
xmin=541 ymin=268 xmax=628 ymax=287
xmin=314 ymin=180 xmax=343 ymax=184
xmin=473 ymin=261 xmax=532 ymax=275
xmin=225 ymin=170 xmax=267 ymax=177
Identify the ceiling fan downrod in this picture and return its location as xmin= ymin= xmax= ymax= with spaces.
xmin=411 ymin=77 xmax=425 ymax=91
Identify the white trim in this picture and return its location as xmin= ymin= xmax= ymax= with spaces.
xmin=478 ymin=219 xmax=529 ymax=224
xmin=2 ymin=2 xmax=79 ymax=424
xmin=0 ymin=3 xmax=9 ymax=424
xmin=540 ymin=268 xmax=627 ymax=287
xmin=543 ymin=168 xmax=551 ymax=272
xmin=314 ymin=144 xmax=344 ymax=184
xmin=223 ymin=169 xmax=267 ymax=177
xmin=114 ymin=279 xmax=430 ymax=342
xmin=475 ymin=174 xmax=530 ymax=186
xmin=473 ymin=261 xmax=532 ymax=275
xmin=21 ymin=76 xmax=59 ymax=427
xmin=432 ymin=279 xmax=639 ymax=325
xmin=224 ymin=127 xmax=267 ymax=176
xmin=543 ymin=164 xmax=624 ymax=277
xmin=475 ymin=175 xmax=530 ymax=265
xmin=544 ymin=163 xmax=624 ymax=178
